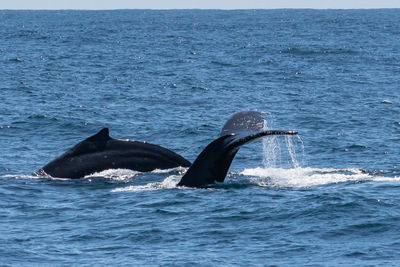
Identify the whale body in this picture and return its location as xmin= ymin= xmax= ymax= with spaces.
xmin=36 ymin=128 xmax=191 ymax=178
xmin=36 ymin=111 xmax=297 ymax=187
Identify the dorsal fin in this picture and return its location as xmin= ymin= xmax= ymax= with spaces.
xmin=68 ymin=128 xmax=111 ymax=156
xmin=220 ymin=111 xmax=264 ymax=136
xmin=85 ymin=128 xmax=111 ymax=142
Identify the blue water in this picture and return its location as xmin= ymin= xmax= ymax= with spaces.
xmin=1 ymin=9 xmax=400 ymax=265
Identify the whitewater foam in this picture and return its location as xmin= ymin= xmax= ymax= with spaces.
xmin=84 ymin=169 xmax=139 ymax=181
xmin=112 ymin=175 xmax=183 ymax=192
xmin=241 ymin=167 xmax=400 ymax=188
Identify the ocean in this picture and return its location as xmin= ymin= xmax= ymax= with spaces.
xmin=1 ymin=9 xmax=400 ymax=266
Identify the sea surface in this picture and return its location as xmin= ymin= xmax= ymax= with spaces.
xmin=1 ymin=9 xmax=400 ymax=266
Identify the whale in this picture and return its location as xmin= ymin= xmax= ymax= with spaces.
xmin=35 ymin=128 xmax=191 ymax=178
xmin=177 ymin=111 xmax=297 ymax=187
xmin=36 ymin=111 xmax=297 ymax=187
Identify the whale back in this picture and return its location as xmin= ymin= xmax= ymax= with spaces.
xmin=37 ymin=128 xmax=191 ymax=178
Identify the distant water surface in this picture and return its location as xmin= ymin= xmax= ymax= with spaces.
xmin=0 ymin=9 xmax=400 ymax=266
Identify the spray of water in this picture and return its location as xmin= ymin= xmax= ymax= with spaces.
xmin=253 ymin=117 xmax=399 ymax=188
xmin=262 ymin=118 xmax=304 ymax=169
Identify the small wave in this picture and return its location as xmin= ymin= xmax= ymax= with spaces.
xmin=210 ymin=60 xmax=233 ymax=67
xmin=241 ymin=167 xmax=400 ymax=188
xmin=2 ymin=174 xmax=39 ymax=179
xmin=382 ymin=99 xmax=394 ymax=104
xmin=280 ymin=47 xmax=358 ymax=56
xmin=112 ymin=175 xmax=183 ymax=192
xmin=9 ymin=57 xmax=22 ymax=62
xmin=1 ymin=174 xmax=69 ymax=181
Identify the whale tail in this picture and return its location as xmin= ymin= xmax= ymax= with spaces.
xmin=177 ymin=111 xmax=298 ymax=187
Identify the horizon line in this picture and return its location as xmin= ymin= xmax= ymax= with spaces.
xmin=1 ymin=7 xmax=400 ymax=10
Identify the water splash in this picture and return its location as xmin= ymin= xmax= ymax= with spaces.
xmin=262 ymin=118 xmax=304 ymax=169
xmin=285 ymin=135 xmax=305 ymax=168
xmin=262 ymin=117 xmax=279 ymax=168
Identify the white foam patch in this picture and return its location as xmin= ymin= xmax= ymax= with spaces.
xmin=150 ymin=166 xmax=188 ymax=174
xmin=84 ymin=167 xmax=187 ymax=182
xmin=382 ymin=99 xmax=394 ymax=104
xmin=84 ymin=169 xmax=139 ymax=181
xmin=112 ymin=175 xmax=183 ymax=192
xmin=241 ymin=167 xmax=400 ymax=188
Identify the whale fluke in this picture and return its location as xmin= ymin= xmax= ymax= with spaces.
xmin=177 ymin=111 xmax=297 ymax=187
xmin=220 ymin=110 xmax=265 ymax=136
xmin=177 ymin=130 xmax=298 ymax=187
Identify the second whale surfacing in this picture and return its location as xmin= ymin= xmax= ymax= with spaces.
xmin=35 ymin=128 xmax=191 ymax=179
xmin=36 ymin=111 xmax=297 ymax=187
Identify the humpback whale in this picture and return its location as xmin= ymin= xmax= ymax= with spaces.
xmin=36 ymin=111 xmax=297 ymax=187
xmin=35 ymin=128 xmax=191 ymax=178
xmin=177 ymin=111 xmax=297 ymax=187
